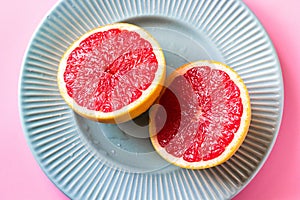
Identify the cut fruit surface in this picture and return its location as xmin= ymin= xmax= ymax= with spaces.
xmin=57 ymin=23 xmax=166 ymax=123
xmin=149 ymin=60 xmax=251 ymax=169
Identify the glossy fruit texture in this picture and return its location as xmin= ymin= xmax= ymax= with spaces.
xmin=150 ymin=61 xmax=251 ymax=169
xmin=64 ymin=29 xmax=158 ymax=112
xmin=58 ymin=23 xmax=166 ymax=123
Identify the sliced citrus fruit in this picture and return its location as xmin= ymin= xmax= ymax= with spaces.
xmin=149 ymin=60 xmax=251 ymax=169
xmin=57 ymin=23 xmax=166 ymax=123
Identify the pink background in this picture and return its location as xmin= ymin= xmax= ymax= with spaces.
xmin=1 ymin=0 xmax=299 ymax=199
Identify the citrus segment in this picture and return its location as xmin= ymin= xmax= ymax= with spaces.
xmin=58 ymin=23 xmax=166 ymax=123
xmin=150 ymin=60 xmax=251 ymax=169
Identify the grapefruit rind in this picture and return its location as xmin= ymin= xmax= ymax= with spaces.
xmin=57 ymin=23 xmax=166 ymax=123
xmin=149 ymin=60 xmax=251 ymax=169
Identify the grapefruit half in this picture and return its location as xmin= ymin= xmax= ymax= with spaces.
xmin=57 ymin=23 xmax=166 ymax=123
xmin=149 ymin=60 xmax=251 ymax=169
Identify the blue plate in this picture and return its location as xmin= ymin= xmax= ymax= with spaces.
xmin=19 ymin=0 xmax=283 ymax=199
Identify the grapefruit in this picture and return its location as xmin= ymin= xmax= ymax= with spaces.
xmin=57 ymin=23 xmax=166 ymax=123
xmin=149 ymin=60 xmax=251 ymax=169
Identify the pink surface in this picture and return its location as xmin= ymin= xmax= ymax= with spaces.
xmin=1 ymin=0 xmax=299 ymax=199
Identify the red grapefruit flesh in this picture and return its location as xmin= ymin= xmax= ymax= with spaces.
xmin=150 ymin=60 xmax=251 ymax=169
xmin=57 ymin=23 xmax=166 ymax=123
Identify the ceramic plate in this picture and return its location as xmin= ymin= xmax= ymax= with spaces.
xmin=19 ymin=0 xmax=283 ymax=199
